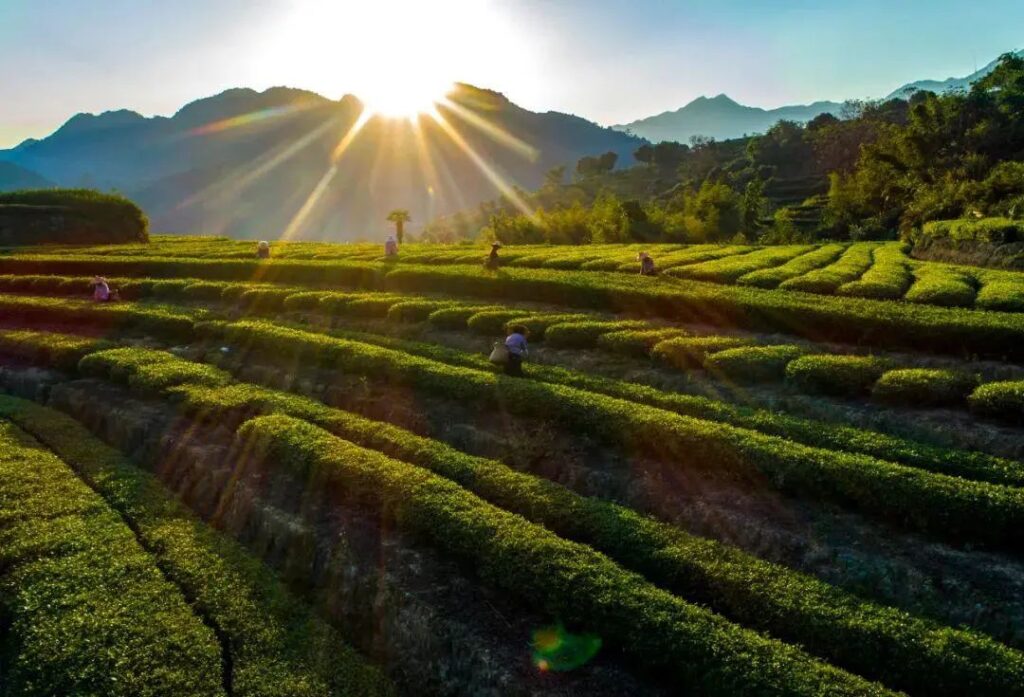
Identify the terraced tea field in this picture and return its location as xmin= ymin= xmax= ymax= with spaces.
xmin=2 ymin=236 xmax=1024 ymax=696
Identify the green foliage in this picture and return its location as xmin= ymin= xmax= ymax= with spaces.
xmin=596 ymin=327 xmax=688 ymax=358
xmin=79 ymin=347 xmax=231 ymax=395
xmin=976 ymin=276 xmax=1024 ymax=312
xmin=165 ymin=380 xmax=1024 ymax=697
xmin=916 ymin=217 xmax=1024 ymax=245
xmin=836 ymin=244 xmax=913 ymax=300
xmin=779 ymin=243 xmax=877 ymax=294
xmin=671 ymin=245 xmax=814 ymax=283
xmin=0 ymin=397 xmax=394 ymax=697
xmin=543 ymin=320 xmax=647 ymax=348
xmin=0 ymin=328 xmax=112 ymax=370
xmin=237 ymin=414 xmax=892 ymax=696
xmin=0 ymin=420 xmax=223 ymax=696
xmin=872 ymin=368 xmax=978 ymax=408
xmin=0 ymin=294 xmax=195 ymax=341
xmin=651 ymin=336 xmax=756 ymax=369
xmin=0 ymin=188 xmax=149 ymax=244
xmin=904 ymin=265 xmax=977 ymax=307
xmin=737 ymin=244 xmax=846 ymax=288
xmin=210 ymin=320 xmax=1024 ymax=551
xmin=785 ymin=354 xmax=895 ymax=397
xmin=968 ymin=380 xmax=1024 ymax=424
xmin=703 ymin=344 xmax=806 ymax=382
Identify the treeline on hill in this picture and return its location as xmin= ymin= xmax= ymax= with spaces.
xmin=423 ymin=54 xmax=1024 ymax=246
xmin=0 ymin=189 xmax=149 ymax=245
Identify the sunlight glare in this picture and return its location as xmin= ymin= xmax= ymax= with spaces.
xmin=259 ymin=1 xmax=525 ymax=118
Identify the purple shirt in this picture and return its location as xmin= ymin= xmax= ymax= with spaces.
xmin=505 ymin=332 xmax=528 ymax=356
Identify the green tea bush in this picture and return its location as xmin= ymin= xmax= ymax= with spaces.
xmin=385 ymin=300 xmax=454 ymax=323
xmin=426 ymin=304 xmax=498 ymax=329
xmin=466 ymin=309 xmax=531 ymax=335
xmin=0 ymin=420 xmax=223 ymax=696
xmin=0 ymin=188 xmax=149 ymax=244
xmin=213 ymin=320 xmax=1024 ymax=550
xmin=785 ymin=354 xmax=895 ymax=397
xmin=238 ymin=414 xmax=890 ymax=696
xmin=737 ymin=244 xmax=846 ymax=288
xmin=872 ymin=368 xmax=979 ymax=408
xmin=904 ymin=266 xmax=977 ymax=307
xmin=918 ymin=217 xmax=1024 ymax=245
xmin=976 ymin=278 xmax=1024 ymax=312
xmin=0 ymin=328 xmax=112 ymax=370
xmin=0 ymin=397 xmax=393 ymax=697
xmin=780 ymin=243 xmax=877 ymax=294
xmin=652 ymin=336 xmax=755 ymax=369
xmin=672 ymin=245 xmax=814 ymax=283
xmin=704 ymin=344 xmax=806 ymax=382
xmin=282 ymin=291 xmax=329 ymax=312
xmin=0 ymin=295 xmax=195 ymax=341
xmin=170 ymin=381 xmax=1024 ymax=697
xmin=969 ymin=380 xmax=1024 ymax=424
xmin=79 ymin=347 xmax=231 ymax=395
xmin=596 ymin=327 xmax=689 ymax=358
xmin=543 ymin=320 xmax=647 ymax=348
xmin=836 ymin=244 xmax=913 ymax=300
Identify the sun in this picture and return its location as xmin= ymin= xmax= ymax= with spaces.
xmin=259 ymin=1 xmax=509 ymax=120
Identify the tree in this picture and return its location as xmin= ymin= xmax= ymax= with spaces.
xmin=575 ymin=151 xmax=618 ymax=178
xmin=386 ymin=209 xmax=411 ymax=244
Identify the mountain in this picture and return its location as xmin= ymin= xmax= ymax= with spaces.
xmin=0 ymin=161 xmax=53 ymax=192
xmin=0 ymin=85 xmax=641 ymax=240
xmin=614 ymin=94 xmax=844 ymax=144
xmin=886 ymin=49 xmax=1024 ymax=99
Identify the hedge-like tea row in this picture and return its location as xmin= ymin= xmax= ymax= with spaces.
xmin=210 ymin=320 xmax=1024 ymax=549
xmin=0 ymin=295 xmax=196 ymax=341
xmin=380 ymin=263 xmax=1024 ymax=359
xmin=785 ymin=354 xmax=895 ymax=397
xmin=976 ymin=271 xmax=1024 ymax=312
xmin=969 ymin=380 xmax=1024 ymax=424
xmin=0 ymin=396 xmax=394 ymax=697
xmin=652 ymin=335 xmax=757 ymax=369
xmin=250 ymin=319 xmax=1024 ymax=488
xmin=736 ymin=244 xmax=846 ymax=289
xmin=0 ymin=327 xmax=113 ymax=370
xmin=78 ymin=347 xmax=232 ymax=395
xmin=167 ymin=380 xmax=1024 ymax=697
xmin=873 ymin=368 xmax=979 ymax=408
xmin=904 ymin=265 xmax=977 ymax=307
xmin=644 ymin=244 xmax=753 ymax=273
xmin=836 ymin=244 xmax=913 ymax=300
xmin=0 ymin=419 xmax=224 ymax=696
xmin=238 ymin=414 xmax=892 ymax=696
xmin=779 ymin=243 xmax=877 ymax=294
xmin=702 ymin=344 xmax=806 ymax=382
xmin=670 ymin=245 xmax=814 ymax=283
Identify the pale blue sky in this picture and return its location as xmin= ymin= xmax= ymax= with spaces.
xmin=1 ymin=0 xmax=1021 ymax=147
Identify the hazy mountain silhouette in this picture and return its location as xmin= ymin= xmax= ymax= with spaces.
xmin=0 ymin=161 xmax=53 ymax=192
xmin=886 ymin=49 xmax=1024 ymax=99
xmin=614 ymin=94 xmax=844 ymax=144
xmin=0 ymin=85 xmax=640 ymax=240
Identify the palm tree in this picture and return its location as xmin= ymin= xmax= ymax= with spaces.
xmin=386 ymin=209 xmax=411 ymax=244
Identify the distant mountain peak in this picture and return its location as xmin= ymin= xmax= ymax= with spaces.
xmin=52 ymin=109 xmax=147 ymax=138
xmin=172 ymin=86 xmax=331 ymax=126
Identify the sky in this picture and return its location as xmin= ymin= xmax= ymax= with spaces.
xmin=1 ymin=0 xmax=1022 ymax=148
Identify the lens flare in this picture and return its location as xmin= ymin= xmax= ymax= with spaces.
xmin=531 ymin=624 xmax=601 ymax=673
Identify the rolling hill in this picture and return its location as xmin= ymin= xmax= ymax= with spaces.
xmin=0 ymin=160 xmax=53 ymax=191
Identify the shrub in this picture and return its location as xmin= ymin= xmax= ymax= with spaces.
xmin=0 ymin=328 xmax=113 ymax=371
xmin=904 ymin=266 xmax=976 ymax=307
xmin=500 ymin=313 xmax=591 ymax=340
xmin=704 ymin=344 xmax=806 ymax=382
xmin=976 ymin=279 xmax=1024 ymax=312
xmin=466 ymin=309 xmax=530 ymax=335
xmin=0 ymin=295 xmax=195 ymax=341
xmin=0 ymin=188 xmax=149 ymax=244
xmin=671 ymin=245 xmax=814 ymax=283
xmin=239 ymin=414 xmax=888 ymax=696
xmin=969 ymin=380 xmax=1024 ymax=424
xmin=597 ymin=328 xmax=688 ymax=358
xmin=786 ymin=354 xmax=895 ymax=397
xmin=543 ymin=320 xmax=647 ymax=348
xmin=385 ymin=300 xmax=453 ymax=323
xmin=779 ymin=243 xmax=876 ymax=294
xmin=283 ymin=291 xmax=329 ymax=312
xmin=652 ymin=336 xmax=755 ymax=369
xmin=872 ymin=369 xmax=978 ymax=408
xmin=170 ymin=380 xmax=1024 ymax=697
xmin=427 ymin=305 xmax=499 ymax=329
xmin=213 ymin=320 xmax=1024 ymax=551
xmin=239 ymin=287 xmax=294 ymax=313
xmin=836 ymin=244 xmax=912 ymax=300
xmin=79 ymin=347 xmax=231 ymax=395
xmin=737 ymin=244 xmax=846 ymax=288
xmin=0 ymin=397 xmax=394 ymax=697
xmin=917 ymin=217 xmax=1024 ymax=245
xmin=0 ymin=419 xmax=223 ymax=695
